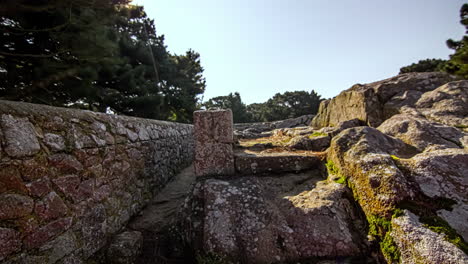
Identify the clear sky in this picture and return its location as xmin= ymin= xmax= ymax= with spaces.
xmin=139 ymin=0 xmax=466 ymax=104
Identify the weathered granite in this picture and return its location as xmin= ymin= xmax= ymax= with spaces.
xmin=0 ymin=100 xmax=194 ymax=263
xmin=194 ymin=109 xmax=234 ymax=177
xmin=391 ymin=210 xmax=468 ymax=264
xmin=184 ymin=174 xmax=368 ymax=263
xmin=311 ymin=72 xmax=456 ymax=128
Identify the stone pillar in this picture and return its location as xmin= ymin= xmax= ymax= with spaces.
xmin=193 ymin=109 xmax=234 ymax=177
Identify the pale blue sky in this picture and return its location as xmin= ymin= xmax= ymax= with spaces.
xmin=139 ymin=0 xmax=466 ymax=104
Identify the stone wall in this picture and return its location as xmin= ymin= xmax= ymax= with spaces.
xmin=0 ymin=100 xmax=194 ymax=263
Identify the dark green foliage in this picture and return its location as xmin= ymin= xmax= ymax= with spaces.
xmin=203 ymin=90 xmax=323 ymax=123
xmin=399 ymin=59 xmax=446 ymax=74
xmin=366 ymin=214 xmax=401 ymax=263
xmin=0 ymin=1 xmax=205 ymax=122
xmin=399 ymin=4 xmax=468 ymax=79
xmin=325 ymin=159 xmax=340 ymax=176
xmin=444 ymin=4 xmax=468 ymax=79
xmin=202 ymin=92 xmax=250 ymax=123
xmin=258 ymin=90 xmax=322 ymax=122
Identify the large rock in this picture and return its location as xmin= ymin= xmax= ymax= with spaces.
xmin=328 ymin=126 xmax=417 ymax=217
xmin=406 ymin=148 xmax=468 ymax=241
xmin=184 ymin=174 xmax=367 ymax=263
xmin=1 ymin=114 xmax=41 ymax=157
xmin=311 ymin=72 xmax=455 ymax=128
xmin=391 ymin=210 xmax=468 ymax=264
xmin=234 ymin=115 xmax=315 ymax=139
xmin=415 ymin=80 xmax=468 ymax=128
xmin=234 ymin=151 xmax=323 ymax=175
xmin=287 ymin=135 xmax=330 ymax=151
xmin=378 ymin=113 xmax=466 ymax=152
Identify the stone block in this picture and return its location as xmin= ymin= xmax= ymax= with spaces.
xmin=193 ymin=110 xmax=234 ymax=177
xmin=0 ymin=164 xmax=28 ymax=194
xmin=1 ymin=114 xmax=40 ymax=157
xmin=44 ymin=133 xmax=66 ymax=152
xmin=194 ymin=142 xmax=234 ymax=177
xmin=23 ymin=217 xmax=73 ymax=249
xmin=26 ymin=178 xmax=52 ymax=198
xmin=39 ymin=231 xmax=78 ymax=264
xmin=194 ymin=109 xmax=233 ymax=144
xmin=0 ymin=227 xmax=21 ymax=260
xmin=0 ymin=193 xmax=34 ymax=220
xmin=35 ymin=192 xmax=68 ymax=221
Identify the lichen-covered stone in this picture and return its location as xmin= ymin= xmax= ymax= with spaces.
xmin=311 ymin=72 xmax=455 ymax=128
xmin=391 ymin=210 xmax=468 ymax=264
xmin=39 ymin=231 xmax=78 ymax=264
xmin=44 ymin=133 xmax=66 ymax=152
xmin=23 ymin=217 xmax=73 ymax=249
xmin=106 ymin=231 xmax=143 ymax=264
xmin=184 ymin=175 xmax=367 ymax=263
xmin=0 ymin=99 xmax=194 ymax=263
xmin=0 ymin=227 xmax=21 ymax=260
xmin=328 ymin=127 xmax=417 ymax=217
xmin=415 ymin=80 xmax=468 ymax=128
xmin=0 ymin=193 xmax=34 ymax=220
xmin=406 ymin=149 xmax=468 ymax=241
xmin=1 ymin=114 xmax=40 ymax=157
xmin=35 ymin=192 xmax=69 ymax=221
xmin=287 ymin=135 xmax=330 ymax=151
xmin=378 ymin=113 xmax=465 ymax=151
xmin=0 ymin=164 xmax=28 ymax=194
xmin=194 ymin=110 xmax=234 ymax=177
xmin=234 ymin=151 xmax=323 ymax=175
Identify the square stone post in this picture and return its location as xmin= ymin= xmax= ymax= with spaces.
xmin=193 ymin=109 xmax=235 ymax=177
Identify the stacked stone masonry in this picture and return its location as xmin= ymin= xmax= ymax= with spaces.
xmin=0 ymin=100 xmax=194 ymax=263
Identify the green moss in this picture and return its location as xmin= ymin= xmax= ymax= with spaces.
xmin=367 ymin=215 xmax=391 ymax=238
xmin=334 ymin=175 xmax=347 ymax=184
xmin=366 ymin=213 xmax=401 ymax=263
xmin=325 ymin=159 xmax=340 ymax=176
xmin=392 ymin=208 xmax=404 ymax=218
xmin=454 ymin=124 xmax=468 ymax=129
xmin=420 ymin=215 xmax=468 ymax=254
xmin=398 ymin=199 xmax=468 ymax=255
xmin=381 ymin=232 xmax=401 ymax=262
xmin=308 ymin=132 xmax=328 ymax=138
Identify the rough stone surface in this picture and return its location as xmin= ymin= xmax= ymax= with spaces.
xmin=328 ymin=126 xmax=417 ymax=217
xmin=0 ymin=228 xmax=21 ymax=261
xmin=406 ymin=148 xmax=468 ymax=241
xmin=106 ymin=231 xmax=143 ymax=264
xmin=234 ymin=151 xmax=323 ymax=175
xmin=391 ymin=210 xmax=468 ymax=264
xmin=194 ymin=109 xmax=234 ymax=176
xmin=0 ymin=193 xmax=34 ymax=220
xmin=1 ymin=114 xmax=41 ymax=157
xmin=378 ymin=113 xmax=466 ymax=151
xmin=0 ymin=100 xmax=194 ymax=263
xmin=415 ymin=80 xmax=468 ymax=128
xmin=184 ymin=174 xmax=367 ymax=263
xmin=287 ymin=135 xmax=330 ymax=151
xmin=234 ymin=115 xmax=314 ymax=139
xmin=311 ymin=72 xmax=455 ymax=128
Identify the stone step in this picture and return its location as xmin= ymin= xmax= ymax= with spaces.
xmin=234 ymin=149 xmax=325 ymax=175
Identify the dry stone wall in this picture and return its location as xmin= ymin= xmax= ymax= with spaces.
xmin=0 ymin=100 xmax=194 ymax=263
